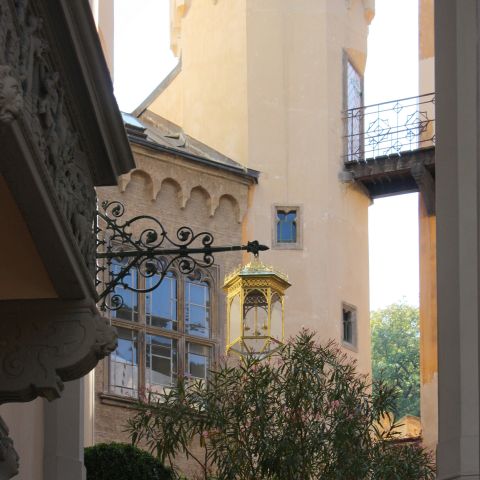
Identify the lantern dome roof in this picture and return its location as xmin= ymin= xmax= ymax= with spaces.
xmin=223 ymin=258 xmax=289 ymax=286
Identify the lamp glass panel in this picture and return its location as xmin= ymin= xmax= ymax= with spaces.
xmin=229 ymin=295 xmax=241 ymax=343
xmin=271 ymin=294 xmax=283 ymax=341
xmin=243 ymin=290 xmax=268 ymax=336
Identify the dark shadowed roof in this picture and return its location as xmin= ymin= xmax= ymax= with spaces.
xmin=121 ymin=111 xmax=259 ymax=182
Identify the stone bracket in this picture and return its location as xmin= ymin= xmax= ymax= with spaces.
xmin=411 ymin=162 xmax=436 ymax=216
xmin=0 ymin=299 xmax=117 ymax=404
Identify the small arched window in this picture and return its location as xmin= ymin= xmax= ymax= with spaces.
xmin=276 ymin=209 xmax=297 ymax=243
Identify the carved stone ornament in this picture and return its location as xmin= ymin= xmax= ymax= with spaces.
xmin=0 ymin=65 xmax=23 ymax=122
xmin=0 ymin=0 xmax=96 ymax=276
xmin=0 ymin=417 xmax=19 ymax=480
xmin=0 ymin=299 xmax=117 ymax=403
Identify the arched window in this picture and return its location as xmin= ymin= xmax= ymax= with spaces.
xmin=107 ymin=267 xmax=214 ymax=397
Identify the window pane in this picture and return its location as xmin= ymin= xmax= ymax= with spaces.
xmin=186 ymin=343 xmax=210 ymax=381
xmin=110 ymin=258 xmax=138 ymax=322
xmin=185 ymin=280 xmax=210 ymax=338
xmin=276 ymin=209 xmax=297 ymax=243
xmin=346 ymin=60 xmax=363 ymax=162
xmin=109 ymin=328 xmax=138 ymax=397
xmin=146 ymin=334 xmax=177 ymax=390
xmin=342 ymin=306 xmax=355 ymax=345
xmin=146 ymin=272 xmax=177 ymax=330
xmin=189 ymin=283 xmax=206 ymax=305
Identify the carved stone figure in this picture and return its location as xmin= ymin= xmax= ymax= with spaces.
xmin=0 ymin=65 xmax=22 ymax=122
xmin=0 ymin=418 xmax=18 ymax=479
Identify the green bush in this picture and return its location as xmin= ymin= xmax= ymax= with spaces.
xmin=84 ymin=442 xmax=173 ymax=480
xmin=127 ymin=330 xmax=435 ymax=480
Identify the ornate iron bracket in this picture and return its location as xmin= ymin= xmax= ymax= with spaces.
xmin=95 ymin=201 xmax=268 ymax=311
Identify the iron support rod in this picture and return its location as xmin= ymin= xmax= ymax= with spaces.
xmin=96 ymin=241 xmax=268 ymax=260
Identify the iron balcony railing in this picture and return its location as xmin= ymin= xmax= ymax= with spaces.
xmin=344 ymin=93 xmax=435 ymax=163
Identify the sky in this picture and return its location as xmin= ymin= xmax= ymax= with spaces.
xmin=364 ymin=0 xmax=419 ymax=310
xmin=113 ymin=0 xmax=420 ymax=312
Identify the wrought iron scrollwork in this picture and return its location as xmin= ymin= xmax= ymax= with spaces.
xmin=344 ymin=93 xmax=436 ymax=163
xmin=95 ymin=200 xmax=268 ymax=311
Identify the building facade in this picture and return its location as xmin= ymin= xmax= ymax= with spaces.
xmin=0 ymin=0 xmax=134 ymax=478
xmin=90 ymin=112 xmax=257 ymax=476
xmin=135 ymin=0 xmax=375 ymax=376
xmin=418 ymin=0 xmax=438 ymax=451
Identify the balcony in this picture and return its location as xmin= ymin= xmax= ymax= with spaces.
xmin=341 ymin=93 xmax=435 ymax=213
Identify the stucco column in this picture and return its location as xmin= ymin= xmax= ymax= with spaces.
xmin=418 ymin=196 xmax=438 ymax=450
xmin=43 ymin=379 xmax=86 ymax=480
xmin=435 ymin=1 xmax=480 ymax=478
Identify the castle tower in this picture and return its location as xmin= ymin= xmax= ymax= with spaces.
xmin=137 ymin=0 xmax=375 ymax=374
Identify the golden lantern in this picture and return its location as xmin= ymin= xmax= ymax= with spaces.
xmin=223 ymin=257 xmax=290 ymax=357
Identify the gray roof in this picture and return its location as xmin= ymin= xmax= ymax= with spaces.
xmin=121 ymin=111 xmax=259 ymax=182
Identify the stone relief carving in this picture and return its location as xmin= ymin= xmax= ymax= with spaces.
xmin=0 ymin=0 xmax=96 ymax=274
xmin=0 ymin=299 xmax=117 ymax=403
xmin=0 ymin=418 xmax=18 ymax=480
xmin=0 ymin=65 xmax=22 ymax=122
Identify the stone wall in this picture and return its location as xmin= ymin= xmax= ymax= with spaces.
xmin=93 ymin=142 xmax=253 ymax=476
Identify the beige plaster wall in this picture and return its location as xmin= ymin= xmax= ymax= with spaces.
xmin=243 ymin=0 xmax=371 ymax=374
xmin=0 ymin=400 xmax=44 ymax=480
xmin=0 ymin=176 xmax=57 ymax=299
xmin=89 ymin=0 xmax=114 ymax=81
xmin=418 ymin=0 xmax=437 ymax=450
xmin=148 ymin=0 xmax=373 ymax=374
xmin=151 ymin=0 xmax=248 ymax=164
xmin=419 ymin=0 xmax=434 ymax=120
xmin=149 ymin=71 xmax=185 ymax=127
xmin=419 ymin=197 xmax=438 ymax=449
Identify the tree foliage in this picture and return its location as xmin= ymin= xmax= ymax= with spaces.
xmin=371 ymin=301 xmax=420 ymax=418
xmin=127 ymin=330 xmax=434 ymax=480
xmin=84 ymin=442 xmax=173 ymax=480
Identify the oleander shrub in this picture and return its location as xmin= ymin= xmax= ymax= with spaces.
xmin=127 ymin=329 xmax=435 ymax=480
xmin=84 ymin=442 xmax=173 ymax=480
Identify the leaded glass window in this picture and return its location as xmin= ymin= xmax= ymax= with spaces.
xmin=146 ymin=335 xmax=178 ymax=390
xmin=109 ymin=328 xmax=138 ymax=397
xmin=108 ymin=266 xmax=214 ymax=398
xmin=186 ymin=343 xmax=210 ymax=382
xmin=185 ymin=279 xmax=210 ymax=338
xmin=110 ymin=258 xmax=138 ymax=322
xmin=345 ymin=59 xmax=364 ymax=162
xmin=146 ymin=272 xmax=177 ymax=330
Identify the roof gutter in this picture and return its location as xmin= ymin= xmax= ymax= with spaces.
xmin=128 ymin=135 xmax=259 ymax=183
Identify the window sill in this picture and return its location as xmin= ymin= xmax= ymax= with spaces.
xmin=341 ymin=341 xmax=358 ymax=353
xmin=99 ymin=392 xmax=140 ymax=409
xmin=272 ymin=242 xmax=303 ymax=250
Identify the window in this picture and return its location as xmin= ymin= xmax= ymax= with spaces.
xmin=342 ymin=303 xmax=357 ymax=348
xmin=344 ymin=56 xmax=364 ymax=162
xmin=277 ymin=210 xmax=297 ymax=243
xmin=272 ymin=205 xmax=302 ymax=249
xmin=110 ymin=327 xmax=138 ymax=397
xmin=107 ymin=260 xmax=214 ymax=398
